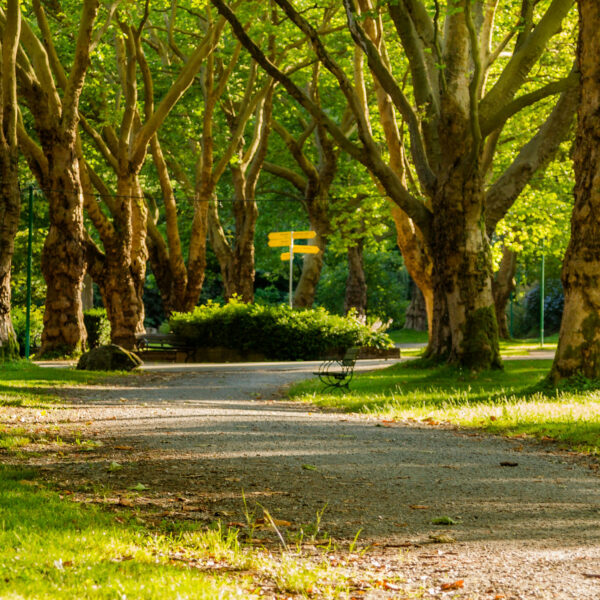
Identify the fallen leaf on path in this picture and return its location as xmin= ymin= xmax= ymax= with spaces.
xmin=130 ymin=483 xmax=148 ymax=491
xmin=428 ymin=533 xmax=456 ymax=543
xmin=583 ymin=573 xmax=600 ymax=579
xmin=410 ymin=505 xmax=429 ymax=510
xmin=227 ymin=522 xmax=247 ymax=528
xmin=302 ymin=464 xmax=317 ymax=471
xmin=500 ymin=461 xmax=519 ymax=467
xmin=114 ymin=445 xmax=133 ymax=451
xmin=108 ymin=461 xmax=123 ymax=471
xmin=431 ymin=516 xmax=457 ymax=525
xmin=441 ymin=580 xmax=464 ymax=590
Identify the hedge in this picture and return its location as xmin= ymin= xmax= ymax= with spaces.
xmin=169 ymin=300 xmax=392 ymax=360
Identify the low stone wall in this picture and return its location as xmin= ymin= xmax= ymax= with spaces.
xmin=138 ymin=345 xmax=400 ymax=363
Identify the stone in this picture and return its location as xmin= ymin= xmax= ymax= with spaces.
xmin=77 ymin=344 xmax=143 ymax=371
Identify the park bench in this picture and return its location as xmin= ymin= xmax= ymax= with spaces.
xmin=134 ymin=332 xmax=192 ymax=352
xmin=314 ymin=346 xmax=359 ymax=390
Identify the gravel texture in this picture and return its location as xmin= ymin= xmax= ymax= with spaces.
xmin=9 ymin=360 xmax=600 ymax=598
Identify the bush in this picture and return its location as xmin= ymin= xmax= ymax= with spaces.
xmin=11 ymin=306 xmax=44 ymax=356
xmin=169 ymin=299 xmax=393 ymax=360
xmin=522 ymin=279 xmax=564 ymax=335
xmin=83 ymin=308 xmax=111 ymax=349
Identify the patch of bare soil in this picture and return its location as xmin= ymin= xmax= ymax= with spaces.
xmin=3 ymin=362 xmax=600 ymax=599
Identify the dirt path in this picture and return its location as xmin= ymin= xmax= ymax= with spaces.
xmin=23 ymin=361 xmax=600 ymax=598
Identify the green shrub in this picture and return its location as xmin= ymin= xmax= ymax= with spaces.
xmin=83 ymin=308 xmax=111 ymax=349
xmin=169 ymin=299 xmax=393 ymax=360
xmin=11 ymin=306 xmax=44 ymax=356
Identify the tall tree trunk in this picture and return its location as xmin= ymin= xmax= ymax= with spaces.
xmin=425 ymin=159 xmax=501 ymax=370
xmin=89 ymin=175 xmax=148 ymax=349
xmin=0 ymin=0 xmax=21 ymax=360
xmin=40 ymin=152 xmax=88 ymax=356
xmin=81 ymin=273 xmax=94 ymax=311
xmin=404 ymin=283 xmax=428 ymax=332
xmin=344 ymin=239 xmax=367 ymax=320
xmin=224 ymin=192 xmax=258 ymax=303
xmin=550 ymin=0 xmax=600 ymax=382
xmin=492 ymin=246 xmax=517 ymax=339
xmin=293 ymin=203 xmax=330 ymax=308
xmin=0 ymin=160 xmax=20 ymax=360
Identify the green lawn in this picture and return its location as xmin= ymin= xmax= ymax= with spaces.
xmin=290 ymin=358 xmax=600 ymax=454
xmin=388 ymin=330 xmax=559 ymax=357
xmin=0 ymin=360 xmax=119 ymax=408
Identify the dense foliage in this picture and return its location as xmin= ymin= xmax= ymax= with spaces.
xmin=83 ymin=309 xmax=111 ymax=349
xmin=169 ymin=299 xmax=393 ymax=360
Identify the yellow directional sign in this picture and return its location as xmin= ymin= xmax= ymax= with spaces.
xmin=280 ymin=246 xmax=319 ymax=261
xmin=293 ymin=245 xmax=319 ymax=254
xmin=268 ymin=239 xmax=290 ymax=248
xmin=268 ymin=230 xmax=316 ymax=241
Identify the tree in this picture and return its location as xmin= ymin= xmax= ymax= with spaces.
xmin=10 ymin=0 xmax=100 ymax=356
xmin=81 ymin=5 xmax=221 ymax=347
xmin=550 ymin=0 xmax=600 ymax=382
xmin=211 ymin=0 xmax=577 ymax=370
xmin=0 ymin=0 xmax=21 ymax=360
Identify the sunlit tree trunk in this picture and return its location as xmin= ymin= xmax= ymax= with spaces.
xmin=0 ymin=0 xmax=21 ymax=360
xmin=493 ymin=247 xmax=517 ymax=339
xmin=550 ymin=0 xmax=600 ymax=382
xmin=404 ymin=284 xmax=428 ymax=332
xmin=344 ymin=239 xmax=367 ymax=320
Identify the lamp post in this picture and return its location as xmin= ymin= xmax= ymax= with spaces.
xmin=24 ymin=185 xmax=34 ymax=359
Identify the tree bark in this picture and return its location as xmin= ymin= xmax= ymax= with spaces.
xmin=492 ymin=246 xmax=517 ymax=339
xmin=40 ymin=145 xmax=88 ymax=356
xmin=0 ymin=0 xmax=21 ymax=360
xmin=404 ymin=283 xmax=428 ymax=332
xmin=293 ymin=197 xmax=331 ymax=308
xmin=425 ymin=124 xmax=501 ymax=370
xmin=550 ymin=0 xmax=600 ymax=382
xmin=344 ymin=239 xmax=367 ymax=320
xmin=88 ymin=175 xmax=147 ymax=349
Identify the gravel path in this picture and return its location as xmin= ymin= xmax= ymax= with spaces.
xmin=26 ymin=361 xmax=600 ymax=598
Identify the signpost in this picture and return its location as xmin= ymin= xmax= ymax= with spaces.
xmin=268 ymin=231 xmax=319 ymax=307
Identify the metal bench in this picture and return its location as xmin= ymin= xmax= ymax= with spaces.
xmin=314 ymin=346 xmax=359 ymax=390
xmin=134 ymin=333 xmax=192 ymax=352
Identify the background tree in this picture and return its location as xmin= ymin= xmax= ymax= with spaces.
xmin=550 ymin=0 xmax=600 ymax=382
xmin=9 ymin=0 xmax=100 ymax=356
xmin=0 ymin=0 xmax=21 ymax=360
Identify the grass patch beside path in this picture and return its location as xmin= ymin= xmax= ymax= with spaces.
xmin=290 ymin=359 xmax=600 ymax=454
xmin=0 ymin=360 xmax=119 ymax=408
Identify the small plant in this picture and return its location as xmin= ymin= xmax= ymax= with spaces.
xmin=83 ymin=308 xmax=111 ymax=348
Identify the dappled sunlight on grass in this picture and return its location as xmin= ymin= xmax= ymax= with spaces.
xmin=290 ymin=359 xmax=600 ymax=453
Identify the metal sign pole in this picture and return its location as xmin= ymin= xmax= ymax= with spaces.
xmin=289 ymin=232 xmax=294 ymax=308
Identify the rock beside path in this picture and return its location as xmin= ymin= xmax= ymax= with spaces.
xmin=77 ymin=344 xmax=142 ymax=371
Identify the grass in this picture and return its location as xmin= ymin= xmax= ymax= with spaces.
xmin=388 ymin=329 xmax=559 ymax=358
xmin=290 ymin=358 xmax=600 ymax=454
xmin=0 ymin=360 xmax=123 ymax=408
xmin=0 ymin=465 xmax=394 ymax=599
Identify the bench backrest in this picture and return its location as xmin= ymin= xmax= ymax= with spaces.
xmin=341 ymin=346 xmax=359 ymax=366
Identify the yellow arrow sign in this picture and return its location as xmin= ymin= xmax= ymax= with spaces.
xmin=268 ymin=239 xmax=290 ymax=248
xmin=280 ymin=246 xmax=319 ymax=260
xmin=268 ymin=230 xmax=316 ymax=241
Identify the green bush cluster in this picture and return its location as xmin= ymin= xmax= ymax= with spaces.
xmin=83 ymin=308 xmax=111 ymax=349
xmin=11 ymin=306 xmax=44 ymax=356
xmin=169 ymin=299 xmax=393 ymax=360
